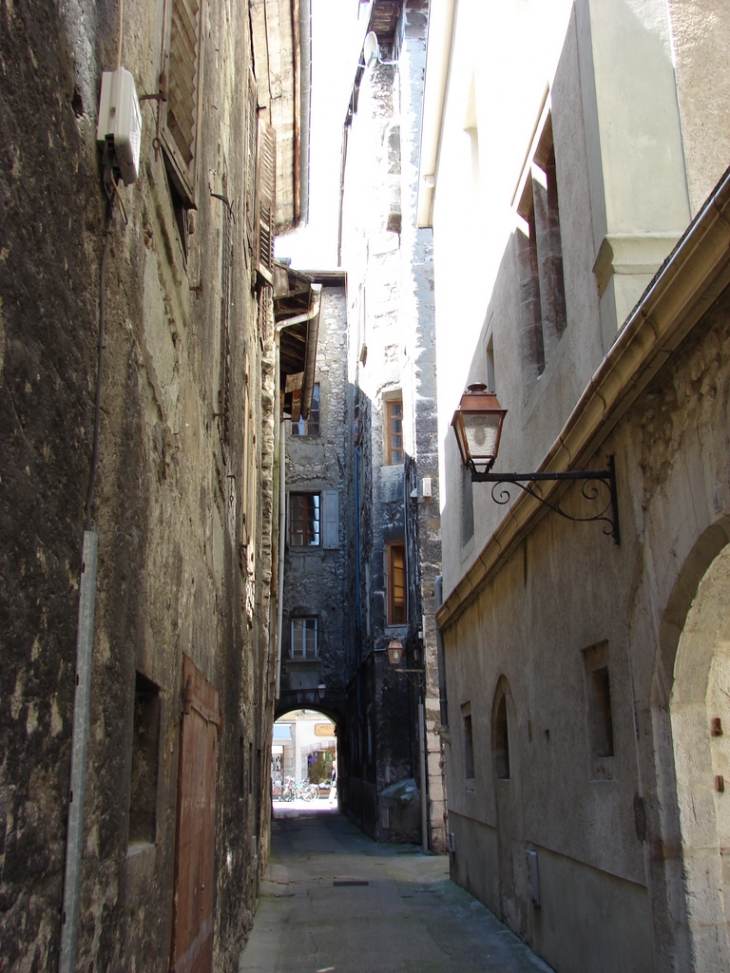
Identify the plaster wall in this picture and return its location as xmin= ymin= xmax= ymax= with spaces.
xmin=431 ymin=0 xmax=729 ymax=605
xmin=441 ymin=284 xmax=730 ymax=970
xmin=667 ymin=0 xmax=730 ymax=216
xmin=436 ymin=8 xmax=603 ymax=600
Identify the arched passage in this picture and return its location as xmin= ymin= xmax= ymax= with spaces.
xmin=651 ymin=518 xmax=730 ymax=970
xmin=271 ymin=707 xmax=343 ymax=802
xmin=670 ymin=542 xmax=730 ymax=968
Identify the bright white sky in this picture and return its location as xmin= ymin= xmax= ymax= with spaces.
xmin=275 ymin=0 xmax=369 ymax=270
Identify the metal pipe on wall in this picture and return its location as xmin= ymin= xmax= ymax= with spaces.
xmin=418 ymin=698 xmax=428 ymax=854
xmin=59 ymin=530 xmax=99 ymax=973
xmin=276 ymin=404 xmax=286 ymax=703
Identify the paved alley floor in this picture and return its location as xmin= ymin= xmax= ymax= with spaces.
xmin=239 ymin=806 xmax=553 ymax=973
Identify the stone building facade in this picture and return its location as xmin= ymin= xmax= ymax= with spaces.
xmin=277 ymin=272 xmax=353 ymax=729
xmin=339 ymin=0 xmax=446 ymax=853
xmin=0 ymin=2 xmax=310 ymax=971
xmin=419 ymin=1 xmax=730 ymax=971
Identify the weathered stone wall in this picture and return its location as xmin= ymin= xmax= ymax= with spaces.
xmin=279 ymin=283 xmax=353 ymax=725
xmin=340 ymin=0 xmax=445 ymax=849
xmin=0 ymin=2 xmax=280 ymax=970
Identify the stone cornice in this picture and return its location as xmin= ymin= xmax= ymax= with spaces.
xmin=437 ymin=165 xmax=730 ymax=632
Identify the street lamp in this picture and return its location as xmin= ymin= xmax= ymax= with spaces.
xmin=451 ymin=384 xmax=507 ymax=475
xmin=387 ymin=639 xmax=404 ymax=668
xmin=451 ymin=384 xmax=620 ymax=543
xmin=317 ymin=683 xmax=326 ymax=702
xmin=387 ymin=639 xmax=424 ymax=677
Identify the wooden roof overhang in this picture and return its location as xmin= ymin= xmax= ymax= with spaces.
xmin=250 ymin=0 xmax=312 ymax=232
xmin=273 ymin=263 xmax=320 ymax=422
xmin=370 ymin=0 xmax=401 ymax=41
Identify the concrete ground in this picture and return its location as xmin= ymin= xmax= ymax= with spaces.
xmin=239 ymin=805 xmax=553 ymax=973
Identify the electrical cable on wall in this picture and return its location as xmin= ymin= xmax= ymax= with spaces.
xmin=84 ymin=193 xmax=115 ymax=530
xmin=117 ymin=0 xmax=124 ymax=70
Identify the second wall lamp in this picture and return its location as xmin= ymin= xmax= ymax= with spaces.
xmin=452 ymin=384 xmax=620 ymax=544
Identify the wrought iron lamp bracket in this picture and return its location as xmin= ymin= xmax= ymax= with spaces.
xmin=470 ymin=455 xmax=620 ymax=544
xmin=392 ymin=667 xmax=425 ymax=690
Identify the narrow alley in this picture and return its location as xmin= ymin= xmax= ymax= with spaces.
xmin=239 ymin=808 xmax=552 ymax=973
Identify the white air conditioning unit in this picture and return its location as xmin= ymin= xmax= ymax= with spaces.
xmin=97 ymin=68 xmax=142 ymax=185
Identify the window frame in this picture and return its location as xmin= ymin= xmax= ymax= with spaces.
xmin=385 ymin=396 xmax=404 ymax=466
xmin=289 ymin=492 xmax=321 ymax=548
xmin=129 ymin=672 xmax=161 ymax=845
xmin=462 ymin=704 xmax=475 ymax=781
xmin=494 ymin=694 xmax=510 ymax=781
xmin=291 ymin=383 xmax=320 ymax=436
xmin=387 ymin=541 xmax=407 ymax=626
xmin=158 ymin=0 xmax=205 ymax=210
xmin=516 ymin=110 xmax=567 ymax=398
xmin=582 ymin=641 xmax=616 ymax=780
xmin=290 ymin=616 xmax=319 ymax=661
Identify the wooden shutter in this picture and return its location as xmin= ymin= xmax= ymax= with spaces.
xmin=171 ymin=656 xmax=220 ymax=973
xmin=245 ymin=71 xmax=258 ymax=259
xmin=322 ymin=490 xmax=339 ymax=550
xmin=255 ymin=120 xmax=276 ymax=284
xmin=159 ymin=0 xmax=202 ymax=205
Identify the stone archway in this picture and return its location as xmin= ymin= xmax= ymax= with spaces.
xmin=669 ymin=540 xmax=730 ymax=969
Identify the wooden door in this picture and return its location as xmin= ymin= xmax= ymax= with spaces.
xmin=170 ymin=656 xmax=220 ymax=973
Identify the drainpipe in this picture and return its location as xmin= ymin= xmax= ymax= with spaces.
xmin=275 ymin=397 xmax=285 ymax=702
xmin=59 ymin=531 xmax=98 ymax=973
xmin=418 ymin=698 xmax=428 ymax=854
xmin=434 ymin=574 xmax=448 ymax=727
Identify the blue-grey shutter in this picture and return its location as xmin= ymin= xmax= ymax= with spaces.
xmin=322 ymin=490 xmax=339 ymax=549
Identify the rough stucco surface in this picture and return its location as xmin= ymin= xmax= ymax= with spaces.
xmin=442 ymin=283 xmax=730 ymax=972
xmin=669 ymin=0 xmax=730 ymax=215
xmin=428 ymin=1 xmax=730 ymax=967
xmin=0 ymin=2 xmax=279 ymax=970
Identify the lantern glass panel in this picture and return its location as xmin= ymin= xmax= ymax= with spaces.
xmin=463 ymin=412 xmax=501 ymax=460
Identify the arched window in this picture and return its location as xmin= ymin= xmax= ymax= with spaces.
xmin=495 ymin=693 xmax=510 ymax=780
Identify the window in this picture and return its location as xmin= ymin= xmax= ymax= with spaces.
xmin=583 ymin=641 xmax=615 ymax=778
xmin=486 ymin=336 xmax=496 ymax=394
xmin=516 ymin=114 xmax=566 ymax=396
xmin=517 ymin=182 xmax=546 ymax=383
xmin=385 ymin=398 xmax=403 ymax=465
xmin=291 ymin=384 xmax=320 ymax=436
xmin=461 ymin=464 xmax=474 ymax=546
xmin=158 ymin=0 xmax=203 ymax=249
xmin=291 ymin=617 xmax=318 ymax=660
xmin=129 ymin=672 xmax=161 ymax=844
xmin=462 ymin=704 xmax=475 ymax=780
xmin=321 ymin=490 xmax=340 ymax=550
xmin=387 ymin=542 xmax=406 ymax=625
xmin=590 ymin=666 xmax=614 ymax=757
xmin=494 ymin=694 xmax=510 ymax=780
xmin=289 ymin=493 xmax=320 ymax=547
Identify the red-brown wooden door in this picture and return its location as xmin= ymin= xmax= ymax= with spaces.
xmin=170 ymin=656 xmax=220 ymax=973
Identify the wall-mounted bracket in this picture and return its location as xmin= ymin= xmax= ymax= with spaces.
xmin=470 ymin=455 xmax=620 ymax=544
